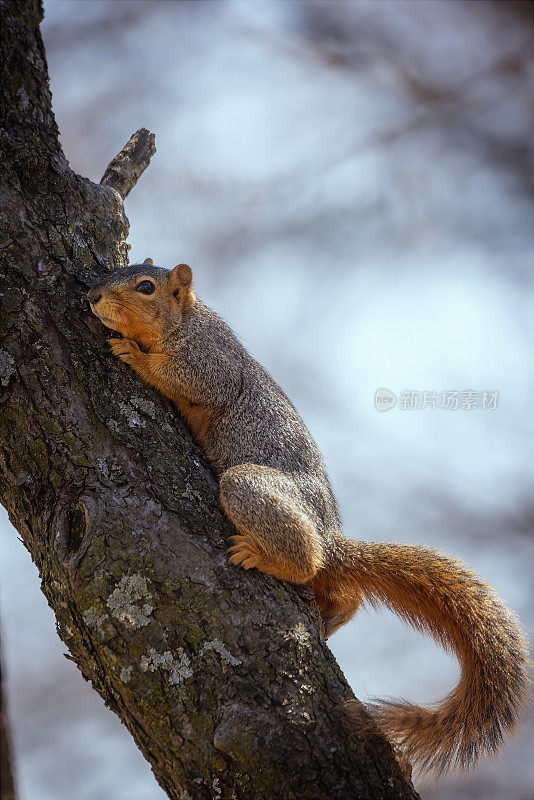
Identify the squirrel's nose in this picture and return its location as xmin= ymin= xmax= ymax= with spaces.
xmin=88 ymin=288 xmax=102 ymax=305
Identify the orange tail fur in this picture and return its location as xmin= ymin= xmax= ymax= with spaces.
xmin=329 ymin=541 xmax=529 ymax=775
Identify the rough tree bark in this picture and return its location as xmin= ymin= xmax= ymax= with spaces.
xmin=0 ymin=3 xmax=419 ymax=799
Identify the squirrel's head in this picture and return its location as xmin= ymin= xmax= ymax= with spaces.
xmin=88 ymin=259 xmax=195 ymax=346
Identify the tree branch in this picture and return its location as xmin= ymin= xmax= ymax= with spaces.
xmin=0 ymin=2 xmax=418 ymax=798
xmin=100 ymin=128 xmax=157 ymax=199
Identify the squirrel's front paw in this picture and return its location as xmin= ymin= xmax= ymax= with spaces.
xmin=108 ymin=337 xmax=143 ymax=364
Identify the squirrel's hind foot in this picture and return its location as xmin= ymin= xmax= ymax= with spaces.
xmin=227 ymin=535 xmax=261 ymax=570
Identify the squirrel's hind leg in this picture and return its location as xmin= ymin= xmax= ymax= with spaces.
xmin=220 ymin=463 xmax=324 ymax=584
xmin=313 ymin=597 xmax=360 ymax=639
xmin=310 ymin=566 xmax=364 ymax=638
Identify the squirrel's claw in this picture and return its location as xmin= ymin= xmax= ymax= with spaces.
xmin=227 ymin=535 xmax=261 ymax=570
xmin=108 ymin=337 xmax=142 ymax=362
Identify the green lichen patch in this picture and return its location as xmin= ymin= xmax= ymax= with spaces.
xmin=140 ymin=646 xmax=193 ymax=686
xmin=106 ymin=574 xmax=154 ymax=629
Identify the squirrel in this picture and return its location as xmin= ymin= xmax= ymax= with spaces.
xmin=88 ymin=259 xmax=529 ymax=777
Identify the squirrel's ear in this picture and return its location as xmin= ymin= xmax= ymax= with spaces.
xmin=168 ymin=264 xmax=194 ymax=310
xmin=143 ymin=257 xmax=154 ymax=266
xmin=169 ymin=263 xmax=193 ymax=292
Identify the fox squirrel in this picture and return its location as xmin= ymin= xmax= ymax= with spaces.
xmin=88 ymin=259 xmax=529 ymax=776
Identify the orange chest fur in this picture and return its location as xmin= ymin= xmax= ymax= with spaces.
xmin=174 ymin=396 xmax=215 ymax=449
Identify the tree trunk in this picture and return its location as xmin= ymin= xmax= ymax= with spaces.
xmin=0 ymin=3 xmax=419 ymax=798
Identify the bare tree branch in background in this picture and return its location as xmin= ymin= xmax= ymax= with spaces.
xmin=100 ymin=128 xmax=157 ymax=199
xmin=0 ymin=3 xmax=419 ymax=798
xmin=1 ymin=631 xmax=17 ymax=800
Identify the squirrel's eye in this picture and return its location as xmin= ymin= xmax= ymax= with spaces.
xmin=136 ymin=280 xmax=155 ymax=295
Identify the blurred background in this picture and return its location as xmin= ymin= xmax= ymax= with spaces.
xmin=1 ymin=1 xmax=533 ymax=798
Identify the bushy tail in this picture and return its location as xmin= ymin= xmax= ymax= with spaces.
xmin=340 ymin=541 xmax=529 ymax=775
